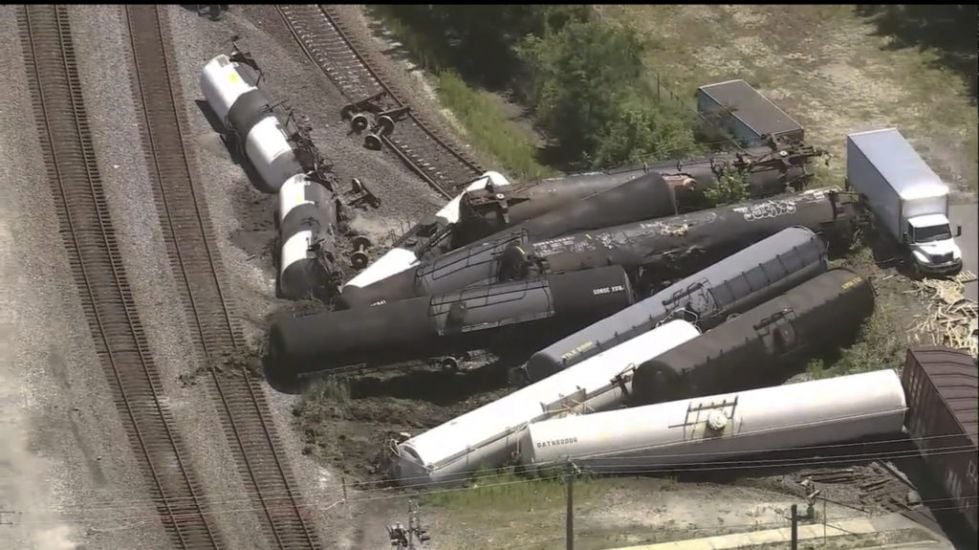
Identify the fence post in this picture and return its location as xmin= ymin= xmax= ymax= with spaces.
xmin=342 ymin=476 xmax=349 ymax=518
xmin=656 ymin=73 xmax=661 ymax=103
xmin=790 ymin=504 xmax=798 ymax=550
xmin=822 ymin=497 xmax=826 ymax=544
xmin=565 ymin=461 xmax=574 ymax=550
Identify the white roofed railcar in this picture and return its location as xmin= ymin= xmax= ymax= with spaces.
xmin=394 ymin=320 xmax=701 ymax=486
xmin=521 ymin=369 xmax=907 ymax=473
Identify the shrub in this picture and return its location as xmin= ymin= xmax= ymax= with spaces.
xmin=703 ymin=167 xmax=750 ymax=206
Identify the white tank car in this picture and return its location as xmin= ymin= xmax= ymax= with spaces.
xmin=344 ymin=171 xmax=511 ymax=290
xmin=394 ymin=320 xmax=701 ymax=486
xmin=521 ymin=369 xmax=907 ymax=473
xmin=243 ymin=117 xmax=303 ymax=193
xmin=278 ymin=174 xmax=339 ymax=300
xmin=200 ymin=54 xmax=302 ymax=193
xmin=200 ymin=54 xmax=255 ymax=120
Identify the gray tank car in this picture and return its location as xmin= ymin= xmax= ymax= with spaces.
xmin=516 ymin=225 xmax=828 ymax=383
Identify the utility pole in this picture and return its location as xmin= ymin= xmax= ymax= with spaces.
xmin=565 ymin=461 xmax=576 ymax=550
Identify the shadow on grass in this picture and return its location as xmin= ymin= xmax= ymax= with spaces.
xmin=856 ymin=5 xmax=978 ymax=103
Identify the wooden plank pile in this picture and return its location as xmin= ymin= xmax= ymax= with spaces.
xmin=907 ymin=270 xmax=978 ymax=357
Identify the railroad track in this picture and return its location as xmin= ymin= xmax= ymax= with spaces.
xmin=18 ymin=5 xmax=221 ymax=549
xmin=277 ymin=4 xmax=484 ymax=199
xmin=124 ymin=5 xmax=320 ymax=549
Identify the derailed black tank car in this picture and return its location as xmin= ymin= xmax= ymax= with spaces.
xmin=270 ymin=265 xmax=634 ymax=377
xmin=454 ymin=166 xmax=654 ymax=246
xmin=455 ymin=144 xmax=825 ymax=246
xmin=514 ymin=187 xmax=853 ymax=288
xmin=631 ymin=268 xmax=874 ymax=405
xmin=340 ymin=171 xmax=678 ymax=309
xmin=902 ymin=346 xmax=978 ymax=540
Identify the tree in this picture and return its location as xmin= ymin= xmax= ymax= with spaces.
xmin=517 ymin=19 xmax=646 ymax=163
xmin=591 ymin=95 xmax=700 ymax=168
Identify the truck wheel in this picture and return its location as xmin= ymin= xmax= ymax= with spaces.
xmin=909 ymin=262 xmax=923 ymax=281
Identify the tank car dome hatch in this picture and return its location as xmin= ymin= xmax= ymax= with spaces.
xmin=706 ymin=410 xmax=728 ymax=431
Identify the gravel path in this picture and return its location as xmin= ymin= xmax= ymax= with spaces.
xmin=0 ymin=6 xmax=167 ymax=550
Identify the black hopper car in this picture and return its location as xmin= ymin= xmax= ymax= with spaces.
xmin=631 ymin=268 xmax=875 ymax=405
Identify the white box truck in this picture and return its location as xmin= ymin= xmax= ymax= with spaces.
xmin=846 ymin=128 xmax=962 ymax=276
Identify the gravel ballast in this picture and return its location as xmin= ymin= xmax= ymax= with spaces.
xmin=0 ymin=6 xmax=168 ymax=549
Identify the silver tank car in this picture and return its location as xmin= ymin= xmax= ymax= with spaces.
xmin=200 ymin=54 xmax=301 ymax=192
xmin=277 ymin=174 xmax=341 ymax=300
xmin=631 ymin=268 xmax=875 ymax=405
xmin=517 ymin=226 xmax=828 ymax=383
xmin=339 ymin=171 xmax=679 ymax=309
xmin=342 ymin=171 xmax=512 ymax=292
xmin=269 ymin=264 xmax=635 ymax=378
xmin=393 ymin=320 xmax=701 ymax=486
xmin=520 ymin=369 xmax=907 ymax=473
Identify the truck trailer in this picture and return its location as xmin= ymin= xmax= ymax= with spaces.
xmin=845 ymin=128 xmax=962 ymax=276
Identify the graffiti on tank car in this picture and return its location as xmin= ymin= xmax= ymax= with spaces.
xmin=735 ymin=199 xmax=798 ymax=222
xmin=537 ymin=436 xmax=578 ymax=448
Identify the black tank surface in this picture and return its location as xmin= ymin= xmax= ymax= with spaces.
xmin=339 ymin=172 xmax=678 ymax=309
xmin=630 ymin=268 xmax=875 ymax=406
xmin=523 ymin=187 xmax=853 ymax=287
xmin=455 ymin=166 xmax=654 ymax=245
xmin=269 ymin=265 xmax=635 ymax=377
xmin=455 ymin=143 xmax=824 ymax=246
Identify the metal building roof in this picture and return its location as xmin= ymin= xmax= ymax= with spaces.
xmin=697 ymin=79 xmax=803 ymax=138
xmin=908 ymin=346 xmax=978 ymax=448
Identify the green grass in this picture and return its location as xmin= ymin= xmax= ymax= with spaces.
xmin=422 ymin=469 xmax=602 ymax=514
xmin=435 ymin=71 xmax=555 ymax=180
xmin=602 ymin=5 xmax=978 ymax=193
xmin=367 ymin=7 xmax=553 ymax=181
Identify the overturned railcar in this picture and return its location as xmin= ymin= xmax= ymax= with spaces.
xmin=343 ymin=171 xmax=512 ymax=292
xmin=521 ymin=369 xmax=907 ymax=473
xmin=338 ymin=171 xmax=679 ymax=309
xmin=455 ymin=144 xmax=825 ymax=246
xmin=521 ymin=187 xmax=852 ymax=286
xmin=277 ymin=174 xmax=341 ymax=300
xmin=393 ymin=320 xmax=701 ymax=486
xmin=200 ymin=52 xmax=301 ymax=193
xmin=454 ymin=166 xmax=655 ymax=245
xmin=631 ymin=268 xmax=875 ymax=406
xmin=269 ymin=265 xmax=634 ymax=377
xmin=517 ymin=226 xmax=828 ymax=383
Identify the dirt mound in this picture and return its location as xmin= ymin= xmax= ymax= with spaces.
xmin=295 ymin=367 xmax=512 ymax=482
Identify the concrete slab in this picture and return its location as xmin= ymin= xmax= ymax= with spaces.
xmin=949 ymin=203 xmax=977 ymax=302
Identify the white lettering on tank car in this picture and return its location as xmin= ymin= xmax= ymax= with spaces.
xmin=536 ymin=437 xmax=578 ymax=449
xmin=592 ymin=285 xmax=625 ymax=296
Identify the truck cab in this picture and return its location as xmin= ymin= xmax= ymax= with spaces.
xmin=906 ymin=213 xmax=962 ymax=274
